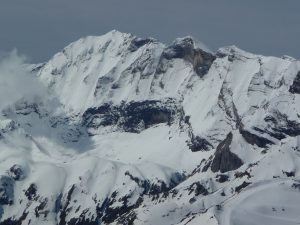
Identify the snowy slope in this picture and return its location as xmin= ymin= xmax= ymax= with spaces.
xmin=0 ymin=30 xmax=300 ymax=225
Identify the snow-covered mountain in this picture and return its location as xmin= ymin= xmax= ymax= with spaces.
xmin=1 ymin=30 xmax=300 ymax=225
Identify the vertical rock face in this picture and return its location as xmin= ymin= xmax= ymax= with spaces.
xmin=289 ymin=71 xmax=300 ymax=94
xmin=192 ymin=49 xmax=216 ymax=77
xmin=211 ymin=132 xmax=243 ymax=173
xmin=82 ymin=99 xmax=179 ymax=134
xmin=121 ymin=100 xmax=175 ymax=132
xmin=161 ymin=37 xmax=215 ymax=77
xmin=162 ymin=37 xmax=195 ymax=60
xmin=239 ymin=125 xmax=274 ymax=148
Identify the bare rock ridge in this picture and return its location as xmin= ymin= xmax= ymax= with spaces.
xmin=160 ymin=37 xmax=216 ymax=76
xmin=289 ymin=71 xmax=300 ymax=94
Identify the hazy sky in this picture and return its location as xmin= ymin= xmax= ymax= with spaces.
xmin=0 ymin=0 xmax=299 ymax=63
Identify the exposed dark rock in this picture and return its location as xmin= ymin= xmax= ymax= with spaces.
xmin=216 ymin=174 xmax=229 ymax=183
xmin=162 ymin=37 xmax=195 ymax=60
xmin=216 ymin=205 xmax=222 ymax=211
xmin=251 ymin=112 xmax=300 ymax=142
xmin=253 ymin=126 xmax=286 ymax=141
xmin=283 ymin=170 xmax=295 ymax=177
xmin=160 ymin=37 xmax=215 ymax=77
xmin=202 ymin=160 xmax=212 ymax=172
xmin=192 ymin=49 xmax=216 ymax=77
xmin=128 ymin=37 xmax=154 ymax=52
xmin=266 ymin=112 xmax=300 ymax=137
xmin=234 ymin=171 xmax=251 ymax=179
xmin=34 ymin=198 xmax=48 ymax=218
xmin=278 ymin=121 xmax=300 ymax=137
xmin=189 ymin=159 xmax=205 ymax=176
xmin=264 ymin=77 xmax=285 ymax=89
xmin=59 ymin=185 xmax=76 ymax=225
xmin=188 ymin=136 xmax=213 ymax=152
xmin=94 ymin=170 xmax=185 ymax=224
xmin=123 ymin=100 xmax=174 ymax=133
xmin=217 ymin=83 xmax=241 ymax=129
xmin=125 ymin=171 xmax=185 ymax=197
xmin=14 ymin=101 xmax=40 ymax=116
xmin=235 ymin=181 xmax=251 ymax=193
xmin=289 ymin=71 xmax=300 ymax=94
xmin=24 ymin=183 xmax=38 ymax=201
xmin=130 ymin=55 xmax=156 ymax=77
xmin=187 ymin=182 xmax=209 ymax=196
xmin=216 ymin=52 xmax=227 ymax=58
xmin=292 ymin=182 xmax=300 ymax=190
xmin=68 ymin=210 xmax=98 ymax=225
xmin=55 ymin=193 xmax=63 ymax=214
xmin=125 ymin=171 xmax=143 ymax=186
xmin=96 ymin=197 xmax=109 ymax=221
xmin=189 ymin=197 xmax=196 ymax=204
xmin=0 ymin=176 xmax=14 ymax=205
xmin=0 ymin=211 xmax=28 ymax=225
xmin=94 ymin=75 xmax=115 ymax=97
xmin=211 ymin=132 xmax=243 ymax=173
xmin=116 ymin=211 xmax=137 ymax=225
xmin=0 ymin=120 xmax=19 ymax=134
xmin=239 ymin=125 xmax=274 ymax=148
xmin=99 ymin=192 xmax=142 ymax=224
xmin=31 ymin=63 xmax=45 ymax=73
xmin=83 ymin=99 xmax=178 ymax=133
xmin=83 ymin=103 xmax=120 ymax=129
xmin=8 ymin=165 xmax=25 ymax=181
xmin=181 ymin=112 xmax=214 ymax=152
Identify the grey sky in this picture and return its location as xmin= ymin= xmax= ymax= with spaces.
xmin=0 ymin=0 xmax=299 ymax=63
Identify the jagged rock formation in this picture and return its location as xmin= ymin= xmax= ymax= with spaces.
xmin=289 ymin=71 xmax=300 ymax=94
xmin=82 ymin=99 xmax=180 ymax=134
xmin=0 ymin=30 xmax=300 ymax=225
xmin=211 ymin=132 xmax=243 ymax=173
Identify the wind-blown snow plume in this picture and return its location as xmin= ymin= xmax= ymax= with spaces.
xmin=0 ymin=50 xmax=46 ymax=111
xmin=192 ymin=36 xmax=213 ymax=53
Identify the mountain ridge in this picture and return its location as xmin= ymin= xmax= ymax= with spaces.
xmin=0 ymin=30 xmax=300 ymax=225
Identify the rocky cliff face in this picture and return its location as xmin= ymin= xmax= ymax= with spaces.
xmin=0 ymin=30 xmax=300 ymax=225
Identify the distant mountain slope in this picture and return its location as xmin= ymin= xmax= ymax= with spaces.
xmin=0 ymin=30 xmax=300 ymax=225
